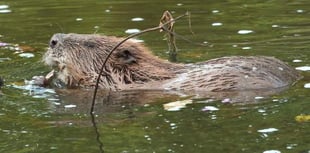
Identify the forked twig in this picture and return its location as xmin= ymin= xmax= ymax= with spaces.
xmin=90 ymin=11 xmax=188 ymax=114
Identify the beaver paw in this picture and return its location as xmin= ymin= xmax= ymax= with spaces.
xmin=25 ymin=76 xmax=48 ymax=86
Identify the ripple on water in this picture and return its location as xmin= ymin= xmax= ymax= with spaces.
xmin=11 ymin=84 xmax=56 ymax=99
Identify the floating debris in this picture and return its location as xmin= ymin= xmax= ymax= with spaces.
xmin=163 ymin=99 xmax=193 ymax=111
xmin=304 ymin=83 xmax=310 ymax=89
xmin=295 ymin=114 xmax=310 ymax=122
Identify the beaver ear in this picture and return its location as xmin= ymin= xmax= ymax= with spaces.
xmin=117 ymin=50 xmax=137 ymax=64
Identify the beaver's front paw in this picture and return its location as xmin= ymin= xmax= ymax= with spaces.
xmin=26 ymin=70 xmax=55 ymax=87
xmin=25 ymin=76 xmax=48 ymax=86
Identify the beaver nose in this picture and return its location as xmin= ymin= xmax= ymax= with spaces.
xmin=50 ymin=40 xmax=58 ymax=49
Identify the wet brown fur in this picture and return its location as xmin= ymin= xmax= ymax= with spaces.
xmin=43 ymin=33 xmax=301 ymax=91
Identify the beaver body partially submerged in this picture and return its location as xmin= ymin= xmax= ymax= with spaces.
xmin=42 ymin=33 xmax=301 ymax=91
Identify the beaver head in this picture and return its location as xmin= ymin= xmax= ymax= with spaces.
xmin=43 ymin=33 xmax=181 ymax=89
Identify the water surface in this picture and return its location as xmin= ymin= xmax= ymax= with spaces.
xmin=0 ymin=0 xmax=309 ymax=153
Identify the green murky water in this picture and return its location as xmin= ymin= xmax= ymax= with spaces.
xmin=0 ymin=0 xmax=309 ymax=153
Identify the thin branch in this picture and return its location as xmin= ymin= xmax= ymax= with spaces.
xmin=90 ymin=12 xmax=188 ymax=114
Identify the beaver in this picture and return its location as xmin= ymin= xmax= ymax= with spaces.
xmin=41 ymin=33 xmax=301 ymax=92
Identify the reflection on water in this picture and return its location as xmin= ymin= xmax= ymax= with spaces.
xmin=0 ymin=0 xmax=309 ymax=152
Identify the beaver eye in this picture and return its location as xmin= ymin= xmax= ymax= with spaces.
xmin=50 ymin=40 xmax=58 ymax=48
xmin=84 ymin=41 xmax=96 ymax=48
xmin=117 ymin=50 xmax=137 ymax=64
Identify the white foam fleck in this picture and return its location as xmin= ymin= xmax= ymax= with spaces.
xmin=255 ymin=96 xmax=264 ymax=100
xmin=212 ymin=10 xmax=219 ymax=13
xmin=295 ymin=66 xmax=310 ymax=71
xmin=258 ymin=109 xmax=266 ymax=113
xmin=19 ymin=53 xmax=35 ymax=58
xmin=292 ymin=59 xmax=302 ymax=63
xmin=0 ymin=5 xmax=9 ymax=9
xmin=272 ymin=25 xmax=279 ymax=28
xmin=238 ymin=30 xmax=254 ymax=34
xmin=212 ymin=22 xmax=223 ymax=26
xmin=131 ymin=17 xmax=144 ymax=22
xmin=242 ymin=46 xmax=252 ymax=50
xmin=53 ymin=102 xmax=61 ymax=106
xmin=129 ymin=38 xmax=144 ymax=43
xmin=64 ymin=104 xmax=77 ymax=108
xmin=76 ymin=18 xmax=83 ymax=21
xmin=296 ymin=9 xmax=304 ymax=13
xmin=257 ymin=128 xmax=278 ymax=133
xmin=125 ymin=29 xmax=140 ymax=34
xmin=0 ymin=9 xmax=11 ymax=13
xmin=202 ymin=106 xmax=219 ymax=111
xmin=263 ymin=150 xmax=281 ymax=153
xmin=304 ymin=83 xmax=310 ymax=88
xmin=221 ymin=98 xmax=231 ymax=103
